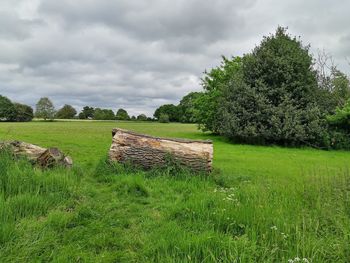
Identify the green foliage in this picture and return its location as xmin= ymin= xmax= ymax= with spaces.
xmin=154 ymin=104 xmax=180 ymax=122
xmin=196 ymin=56 xmax=242 ymax=133
xmin=55 ymin=104 xmax=77 ymax=119
xmin=115 ymin=108 xmax=130 ymax=120
xmin=0 ymin=95 xmax=17 ymax=121
xmin=35 ymin=97 xmax=55 ymax=120
xmin=93 ymin=108 xmax=115 ymax=120
xmin=13 ymin=103 xmax=34 ymax=122
xmin=78 ymin=106 xmax=95 ymax=119
xmin=327 ymin=99 xmax=350 ymax=131
xmin=200 ymin=27 xmax=335 ymax=147
xmin=137 ymin=114 xmax=147 ymax=121
xmin=178 ymin=92 xmax=202 ymax=123
xmin=332 ymin=70 xmax=350 ymax=107
xmin=158 ymin=113 xmax=170 ymax=123
xmin=315 ymin=68 xmax=350 ymax=114
xmin=131 ymin=115 xmax=136 ymax=121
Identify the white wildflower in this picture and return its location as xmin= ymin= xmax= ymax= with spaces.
xmin=270 ymin=226 xmax=278 ymax=231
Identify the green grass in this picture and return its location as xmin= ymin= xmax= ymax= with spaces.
xmin=0 ymin=120 xmax=350 ymax=262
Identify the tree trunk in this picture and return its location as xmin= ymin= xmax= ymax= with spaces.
xmin=0 ymin=141 xmax=73 ymax=168
xmin=109 ymin=128 xmax=213 ymax=172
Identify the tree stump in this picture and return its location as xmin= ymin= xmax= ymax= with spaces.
xmin=0 ymin=141 xmax=73 ymax=168
xmin=109 ymin=128 xmax=213 ymax=172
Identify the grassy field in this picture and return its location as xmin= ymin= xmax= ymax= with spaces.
xmin=0 ymin=121 xmax=349 ymax=262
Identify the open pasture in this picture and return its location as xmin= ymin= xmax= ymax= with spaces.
xmin=0 ymin=121 xmax=349 ymax=262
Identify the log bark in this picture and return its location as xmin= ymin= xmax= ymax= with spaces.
xmin=109 ymin=128 xmax=213 ymax=172
xmin=0 ymin=141 xmax=73 ymax=168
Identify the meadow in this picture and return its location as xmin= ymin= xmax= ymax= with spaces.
xmin=0 ymin=121 xmax=349 ymax=262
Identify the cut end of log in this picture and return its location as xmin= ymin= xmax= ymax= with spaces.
xmin=109 ymin=128 xmax=213 ymax=172
xmin=0 ymin=141 xmax=73 ymax=168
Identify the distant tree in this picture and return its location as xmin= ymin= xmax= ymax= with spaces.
xmin=55 ymin=104 xmax=77 ymax=119
xmin=146 ymin=117 xmax=154 ymax=122
xmin=79 ymin=106 xmax=95 ymax=119
xmin=159 ymin=113 xmax=170 ymax=123
xmin=137 ymin=114 xmax=147 ymax=121
xmin=94 ymin=108 xmax=115 ymax=120
xmin=14 ymin=103 xmax=33 ymax=122
xmin=154 ymin=104 xmax=179 ymax=122
xmin=131 ymin=115 xmax=136 ymax=121
xmin=115 ymin=108 xmax=130 ymax=120
xmin=0 ymin=95 xmax=17 ymax=121
xmin=178 ymin=92 xmax=202 ymax=123
xmin=35 ymin=97 xmax=55 ymax=120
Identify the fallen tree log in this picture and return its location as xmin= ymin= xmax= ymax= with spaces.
xmin=0 ymin=141 xmax=73 ymax=168
xmin=109 ymin=128 xmax=213 ymax=172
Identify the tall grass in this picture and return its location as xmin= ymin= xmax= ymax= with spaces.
xmin=0 ymin=120 xmax=350 ymax=262
xmin=0 ymin=152 xmax=350 ymax=262
xmin=0 ymin=150 xmax=80 ymax=247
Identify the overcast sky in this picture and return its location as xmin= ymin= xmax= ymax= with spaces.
xmin=0 ymin=0 xmax=349 ymax=116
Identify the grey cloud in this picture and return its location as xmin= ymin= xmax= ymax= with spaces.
xmin=0 ymin=0 xmax=349 ymax=117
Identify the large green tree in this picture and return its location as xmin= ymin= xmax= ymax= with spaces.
xmin=0 ymin=95 xmax=17 ymax=121
xmin=93 ymin=108 xmax=115 ymax=120
xmin=35 ymin=97 xmax=55 ymax=120
xmin=218 ymin=27 xmax=326 ymax=146
xmin=56 ymin=104 xmax=77 ymax=119
xmin=154 ymin=104 xmax=179 ymax=122
xmin=115 ymin=108 xmax=130 ymax=120
xmin=78 ymin=106 xmax=95 ymax=119
xmin=178 ymin=92 xmax=202 ymax=123
xmin=137 ymin=114 xmax=147 ymax=121
xmin=14 ymin=103 xmax=34 ymax=122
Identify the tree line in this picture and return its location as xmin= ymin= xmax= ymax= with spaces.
xmin=0 ymin=96 xmax=152 ymax=121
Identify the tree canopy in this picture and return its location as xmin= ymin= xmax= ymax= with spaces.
xmin=116 ymin=108 xmax=130 ymax=120
xmin=137 ymin=114 xmax=147 ymax=121
xmin=94 ymin=108 xmax=115 ymax=120
xmin=194 ymin=27 xmax=350 ymax=149
xmin=56 ymin=104 xmax=77 ymax=119
xmin=14 ymin=103 xmax=34 ymax=122
xmin=154 ymin=104 xmax=179 ymax=122
xmin=0 ymin=95 xmax=17 ymax=121
xmin=35 ymin=97 xmax=55 ymax=120
xmin=78 ymin=106 xmax=95 ymax=119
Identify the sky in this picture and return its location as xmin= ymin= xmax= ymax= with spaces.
xmin=0 ymin=0 xmax=349 ymax=117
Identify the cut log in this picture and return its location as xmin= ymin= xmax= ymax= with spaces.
xmin=109 ymin=128 xmax=213 ymax=172
xmin=0 ymin=141 xmax=73 ymax=168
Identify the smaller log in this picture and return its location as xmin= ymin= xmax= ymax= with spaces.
xmin=0 ymin=141 xmax=73 ymax=168
xmin=109 ymin=128 xmax=213 ymax=172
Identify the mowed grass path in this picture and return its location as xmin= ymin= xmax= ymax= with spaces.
xmin=0 ymin=121 xmax=350 ymax=262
